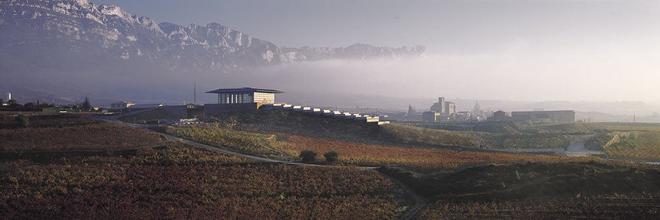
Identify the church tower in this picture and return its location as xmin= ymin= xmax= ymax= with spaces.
xmin=472 ymin=101 xmax=481 ymax=113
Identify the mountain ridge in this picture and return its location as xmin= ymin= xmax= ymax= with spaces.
xmin=0 ymin=0 xmax=424 ymax=104
xmin=0 ymin=0 xmax=425 ymax=70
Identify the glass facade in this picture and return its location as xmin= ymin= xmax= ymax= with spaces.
xmin=217 ymin=93 xmax=254 ymax=104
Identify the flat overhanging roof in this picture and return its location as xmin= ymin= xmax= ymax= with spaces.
xmin=511 ymin=110 xmax=575 ymax=114
xmin=206 ymin=87 xmax=283 ymax=94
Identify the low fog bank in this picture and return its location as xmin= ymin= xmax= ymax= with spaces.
xmin=275 ymin=92 xmax=660 ymax=123
xmin=253 ymin=54 xmax=656 ymax=100
xmin=4 ymin=50 xmax=660 ymax=121
xmin=220 ymin=52 xmax=660 ymax=116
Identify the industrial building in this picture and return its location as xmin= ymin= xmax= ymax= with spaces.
xmin=429 ymin=97 xmax=456 ymax=115
xmin=489 ymin=110 xmax=510 ymax=121
xmin=511 ymin=110 xmax=575 ymax=123
xmin=110 ymin=101 xmax=135 ymax=110
xmin=204 ymin=87 xmax=283 ymax=115
xmin=110 ymin=101 xmax=165 ymax=110
xmin=422 ymin=111 xmax=441 ymax=122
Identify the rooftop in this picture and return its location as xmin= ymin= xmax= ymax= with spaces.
xmin=206 ymin=87 xmax=283 ymax=94
xmin=512 ymin=110 xmax=575 ymax=113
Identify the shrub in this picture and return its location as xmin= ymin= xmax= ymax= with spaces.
xmin=299 ymin=150 xmax=317 ymax=163
xmin=223 ymin=116 xmax=239 ymax=129
xmin=324 ymin=151 xmax=339 ymax=163
xmin=16 ymin=115 xmax=29 ymax=128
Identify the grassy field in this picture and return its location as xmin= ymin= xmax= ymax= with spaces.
xmin=591 ymin=122 xmax=660 ymax=132
xmin=603 ymin=131 xmax=660 ymax=161
xmin=483 ymin=133 xmax=571 ymax=149
xmin=413 ymin=121 xmax=660 ymax=158
xmin=163 ymin=123 xmax=293 ymax=160
xmin=573 ymin=123 xmax=660 ymax=161
xmin=517 ymin=122 xmax=601 ymax=134
xmin=403 ymin=122 xmax=594 ymax=149
xmin=382 ymin=161 xmax=660 ymax=219
xmin=414 ymin=121 xmax=599 ymax=135
xmin=379 ymin=124 xmax=479 ymax=147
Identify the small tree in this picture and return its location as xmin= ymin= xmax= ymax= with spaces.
xmin=81 ymin=97 xmax=92 ymax=111
xmin=23 ymin=102 xmax=35 ymax=109
xmin=16 ymin=115 xmax=29 ymax=128
xmin=299 ymin=150 xmax=317 ymax=163
xmin=223 ymin=116 xmax=239 ymax=129
xmin=323 ymin=151 xmax=339 ymax=163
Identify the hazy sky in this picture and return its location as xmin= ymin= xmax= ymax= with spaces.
xmin=90 ymin=0 xmax=660 ymax=103
xmin=91 ymin=0 xmax=660 ymax=52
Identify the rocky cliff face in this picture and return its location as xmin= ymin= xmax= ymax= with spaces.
xmin=0 ymin=0 xmax=424 ymax=72
xmin=0 ymin=0 xmax=424 ymax=104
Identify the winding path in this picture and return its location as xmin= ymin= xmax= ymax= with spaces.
xmin=161 ymin=132 xmax=428 ymax=219
xmin=101 ymin=116 xmax=427 ymax=219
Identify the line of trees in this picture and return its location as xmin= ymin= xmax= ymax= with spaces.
xmin=299 ymin=150 xmax=339 ymax=163
xmin=1 ymin=100 xmax=54 ymax=111
xmin=1 ymin=96 xmax=95 ymax=112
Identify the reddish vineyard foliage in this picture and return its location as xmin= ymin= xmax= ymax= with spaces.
xmin=385 ymin=161 xmax=660 ymax=219
xmin=0 ymin=113 xmax=100 ymax=129
xmin=165 ymin=124 xmax=291 ymax=159
xmin=419 ymin=196 xmax=660 ymax=219
xmin=284 ymin=134 xmax=587 ymax=168
xmin=1 ymin=149 xmax=404 ymax=219
xmin=131 ymin=144 xmax=249 ymax=165
xmin=0 ymin=123 xmax=165 ymax=151
xmin=167 ymin=125 xmax=588 ymax=168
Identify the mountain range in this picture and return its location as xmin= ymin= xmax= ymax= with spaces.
xmin=0 ymin=0 xmax=424 ymax=104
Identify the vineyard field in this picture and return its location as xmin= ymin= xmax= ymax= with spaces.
xmin=419 ymin=195 xmax=660 ymax=219
xmin=605 ymin=131 xmax=660 ymax=160
xmin=166 ymin=124 xmax=590 ymax=169
xmin=0 ymin=123 xmax=165 ymax=152
xmin=0 ymin=113 xmax=100 ymax=129
xmin=592 ymin=122 xmax=660 ymax=132
xmin=382 ymin=161 xmax=660 ymax=219
xmin=164 ymin=124 xmax=293 ymax=159
xmin=285 ymin=134 xmax=587 ymax=169
xmin=3 ymin=112 xmax=659 ymax=219
xmin=1 ymin=145 xmax=406 ymax=219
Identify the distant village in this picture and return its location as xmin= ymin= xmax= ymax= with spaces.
xmin=1 ymin=89 xmax=575 ymax=124
xmin=391 ymin=97 xmax=575 ymax=124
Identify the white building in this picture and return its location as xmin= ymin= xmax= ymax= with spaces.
xmin=110 ymin=101 xmax=135 ymax=110
xmin=207 ymin=87 xmax=282 ymax=105
xmin=204 ymin=87 xmax=283 ymax=115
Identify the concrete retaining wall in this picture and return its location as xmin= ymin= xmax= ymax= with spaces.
xmin=264 ymin=103 xmax=390 ymax=126
xmin=204 ymin=103 xmax=259 ymax=117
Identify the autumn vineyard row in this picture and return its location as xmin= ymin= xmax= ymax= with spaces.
xmin=1 ymin=144 xmax=407 ymax=219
